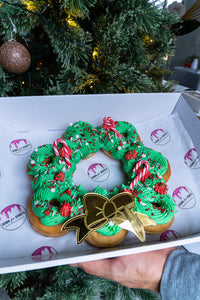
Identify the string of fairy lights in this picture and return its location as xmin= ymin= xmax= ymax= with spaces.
xmin=0 ymin=0 xmax=168 ymax=93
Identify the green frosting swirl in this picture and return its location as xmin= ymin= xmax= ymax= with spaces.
xmin=64 ymin=121 xmax=101 ymax=159
xmin=97 ymin=121 xmax=138 ymax=160
xmin=122 ymin=141 xmax=168 ymax=178
xmin=133 ymin=185 xmax=176 ymax=224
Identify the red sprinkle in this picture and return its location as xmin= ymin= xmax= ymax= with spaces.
xmin=59 ymin=202 xmax=72 ymax=217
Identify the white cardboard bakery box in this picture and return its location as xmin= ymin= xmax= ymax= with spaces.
xmin=0 ymin=92 xmax=200 ymax=274
xmin=183 ymin=91 xmax=200 ymax=116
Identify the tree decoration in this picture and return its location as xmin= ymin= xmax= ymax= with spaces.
xmin=0 ymin=41 xmax=31 ymax=73
xmin=0 ymin=0 xmax=179 ymax=95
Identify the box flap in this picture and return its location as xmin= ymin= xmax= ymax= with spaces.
xmin=172 ymin=94 xmax=200 ymax=157
xmin=0 ymin=93 xmax=180 ymax=131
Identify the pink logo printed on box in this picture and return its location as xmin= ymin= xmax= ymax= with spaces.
xmin=32 ymin=246 xmax=57 ymax=262
xmin=150 ymin=129 xmax=170 ymax=145
xmin=184 ymin=148 xmax=200 ymax=169
xmin=173 ymin=186 xmax=196 ymax=209
xmin=0 ymin=204 xmax=27 ymax=230
xmin=9 ymin=139 xmax=32 ymax=155
xmin=160 ymin=230 xmax=181 ymax=241
xmin=87 ymin=163 xmax=110 ymax=182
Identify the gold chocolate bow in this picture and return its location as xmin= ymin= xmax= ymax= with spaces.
xmin=62 ymin=192 xmax=156 ymax=243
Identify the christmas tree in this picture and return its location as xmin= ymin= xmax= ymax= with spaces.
xmin=0 ymin=0 xmax=179 ymax=97
xmin=0 ymin=0 xmax=180 ymax=299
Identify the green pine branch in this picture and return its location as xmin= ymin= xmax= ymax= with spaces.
xmin=0 ymin=66 xmax=13 ymax=96
xmin=0 ymin=265 xmax=161 ymax=300
xmin=0 ymin=0 xmax=179 ymax=95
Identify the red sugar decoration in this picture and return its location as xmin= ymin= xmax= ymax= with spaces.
xmin=45 ymin=209 xmax=51 ymax=216
xmin=155 ymin=182 xmax=168 ymax=195
xmin=125 ymin=150 xmax=137 ymax=160
xmin=59 ymin=202 xmax=72 ymax=217
xmin=54 ymin=172 xmax=65 ymax=181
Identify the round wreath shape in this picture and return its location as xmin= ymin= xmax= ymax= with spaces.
xmin=27 ymin=117 xmax=176 ymax=247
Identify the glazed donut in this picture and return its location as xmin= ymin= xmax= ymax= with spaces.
xmin=144 ymin=216 xmax=175 ymax=235
xmin=85 ymin=229 xmax=128 ymax=248
xmin=27 ymin=196 xmax=69 ymax=237
xmin=27 ymin=117 xmax=176 ymax=247
xmin=27 ymin=183 xmax=84 ymax=235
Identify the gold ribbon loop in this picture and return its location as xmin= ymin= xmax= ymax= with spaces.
xmin=84 ymin=192 xmax=134 ymax=229
xmin=62 ymin=192 xmax=156 ymax=244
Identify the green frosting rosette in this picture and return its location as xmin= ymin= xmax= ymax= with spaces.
xmin=97 ymin=119 xmax=138 ymax=160
xmin=64 ymin=121 xmax=101 ymax=159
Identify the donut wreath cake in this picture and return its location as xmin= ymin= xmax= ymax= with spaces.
xmin=27 ymin=117 xmax=176 ymax=247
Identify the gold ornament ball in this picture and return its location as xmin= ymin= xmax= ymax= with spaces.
xmin=0 ymin=41 xmax=31 ymax=73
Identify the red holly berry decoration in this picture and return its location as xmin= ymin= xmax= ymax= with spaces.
xmin=44 ymin=209 xmax=51 ymax=216
xmin=125 ymin=150 xmax=137 ymax=160
xmin=155 ymin=182 xmax=168 ymax=195
xmin=54 ymin=172 xmax=65 ymax=181
xmin=59 ymin=202 xmax=72 ymax=217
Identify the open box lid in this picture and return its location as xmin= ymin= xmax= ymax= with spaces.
xmin=183 ymin=91 xmax=200 ymax=115
xmin=0 ymin=93 xmax=180 ymax=131
xmin=0 ymin=92 xmax=200 ymax=274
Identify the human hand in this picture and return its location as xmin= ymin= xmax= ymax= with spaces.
xmin=72 ymin=247 xmax=176 ymax=293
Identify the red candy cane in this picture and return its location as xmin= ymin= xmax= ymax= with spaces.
xmin=103 ymin=117 xmax=124 ymax=139
xmin=129 ymin=160 xmax=149 ymax=189
xmin=53 ymin=138 xmax=72 ymax=168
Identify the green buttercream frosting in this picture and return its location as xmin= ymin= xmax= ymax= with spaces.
xmin=97 ymin=222 xmax=122 ymax=236
xmin=133 ymin=185 xmax=176 ymax=224
xmin=122 ymin=142 xmax=168 ymax=180
xmin=64 ymin=121 xmax=101 ymax=159
xmin=96 ymin=121 xmax=138 ymax=160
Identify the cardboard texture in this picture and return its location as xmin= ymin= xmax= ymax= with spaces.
xmin=0 ymin=93 xmax=200 ymax=274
